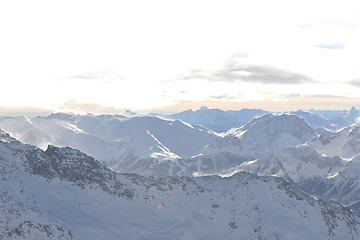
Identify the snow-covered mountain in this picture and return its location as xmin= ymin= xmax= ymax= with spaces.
xmin=291 ymin=110 xmax=332 ymax=129
xmin=309 ymin=124 xmax=360 ymax=159
xmin=164 ymin=106 xmax=360 ymax=133
xmin=296 ymin=154 xmax=360 ymax=214
xmin=309 ymin=107 xmax=360 ymax=129
xmin=226 ymin=108 xmax=269 ymax=124
xmin=0 ymin=113 xmax=318 ymax=177
xmin=163 ymin=106 xmax=268 ymax=133
xmin=214 ymin=135 xmax=360 ymax=215
xmin=221 ymin=145 xmax=346 ymax=183
xmin=166 ymin=106 xmax=242 ymax=133
xmin=0 ymin=114 xmax=219 ymax=176
xmin=0 ymin=116 xmax=11 ymax=122
xmin=290 ymin=110 xmax=335 ymax=135
xmin=214 ymin=114 xmax=316 ymax=157
xmin=187 ymin=114 xmax=318 ymax=175
xmin=338 ymin=106 xmax=360 ymax=125
xmin=211 ymin=138 xmax=360 ymax=215
xmin=1 ymin=130 xmax=359 ymax=239
xmin=309 ymin=109 xmax=347 ymax=121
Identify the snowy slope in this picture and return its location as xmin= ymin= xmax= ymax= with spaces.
xmin=179 ymin=114 xmax=318 ymax=176
xmin=0 ymin=114 xmax=219 ymax=176
xmin=229 ymin=114 xmax=315 ymax=156
xmin=0 ymin=115 xmax=105 ymax=151
xmin=309 ymin=124 xmax=360 ymax=159
xmin=310 ymin=107 xmax=360 ymax=129
xmin=236 ymin=114 xmax=316 ymax=154
xmin=215 ymin=139 xmax=360 ymax=215
xmin=167 ymin=106 xmax=242 ymax=133
xmin=339 ymin=107 xmax=360 ymax=125
xmin=0 ymin=113 xmax=349 ymax=179
xmin=295 ymin=155 xmax=360 ymax=214
xmin=226 ymin=108 xmax=268 ymax=124
xmin=205 ymin=114 xmax=316 ymax=158
xmin=221 ymin=145 xmax=346 ymax=183
xmin=291 ymin=110 xmax=332 ymax=130
xmin=0 ymin=116 xmax=11 ymax=122
xmin=1 ymin=131 xmax=359 ymax=240
xmin=166 ymin=107 xmax=268 ymax=133
xmin=290 ymin=110 xmax=335 ymax=135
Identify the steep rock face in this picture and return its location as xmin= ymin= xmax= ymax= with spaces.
xmin=1 ymin=130 xmax=360 ymax=239
xmin=222 ymin=145 xmax=346 ymax=183
xmin=216 ymin=137 xmax=360 ymax=215
xmin=309 ymin=125 xmax=360 ymax=159
xmin=296 ymin=155 xmax=360 ymax=214
xmin=0 ymin=131 xmax=74 ymax=239
xmin=0 ymin=130 xmax=134 ymax=200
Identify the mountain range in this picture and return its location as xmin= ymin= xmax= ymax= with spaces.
xmin=1 ymin=130 xmax=359 ymax=239
xmin=0 ymin=112 xmax=319 ymax=177
xmin=151 ymin=106 xmax=360 ymax=133
xmin=2 ymin=106 xmax=360 ymax=239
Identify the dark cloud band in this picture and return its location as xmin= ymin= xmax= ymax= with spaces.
xmin=314 ymin=43 xmax=345 ymax=50
xmin=348 ymin=79 xmax=360 ymax=87
xmin=176 ymin=54 xmax=314 ymax=85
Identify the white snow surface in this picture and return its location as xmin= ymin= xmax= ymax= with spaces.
xmin=0 ymin=113 xmax=320 ymax=177
xmin=1 ymin=131 xmax=359 ymax=240
xmin=294 ymin=153 xmax=360 ymax=213
xmin=221 ymin=145 xmax=346 ymax=182
xmin=0 ymin=114 xmax=219 ymax=176
xmin=201 ymin=114 xmax=316 ymax=160
xmin=309 ymin=125 xmax=360 ymax=159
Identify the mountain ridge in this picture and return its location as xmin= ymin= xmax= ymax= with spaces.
xmin=1 ymin=131 xmax=359 ymax=239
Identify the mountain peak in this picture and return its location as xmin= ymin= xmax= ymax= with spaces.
xmin=124 ymin=109 xmax=137 ymax=116
xmin=199 ymin=106 xmax=209 ymax=111
xmin=224 ymin=113 xmax=316 ymax=157
xmin=0 ymin=129 xmax=17 ymax=143
xmin=46 ymin=112 xmax=75 ymax=120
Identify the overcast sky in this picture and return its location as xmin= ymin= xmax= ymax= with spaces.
xmin=1 ymin=0 xmax=360 ymax=114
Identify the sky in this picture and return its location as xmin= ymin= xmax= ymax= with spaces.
xmin=1 ymin=0 xmax=360 ymax=114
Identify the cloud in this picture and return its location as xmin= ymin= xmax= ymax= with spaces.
xmin=304 ymin=94 xmax=347 ymax=99
xmin=209 ymin=94 xmax=234 ymax=100
xmin=348 ymin=79 xmax=360 ymax=87
xmin=281 ymin=93 xmax=347 ymax=99
xmin=299 ymin=22 xmax=360 ymax=30
xmin=314 ymin=43 xmax=345 ymax=50
xmin=176 ymin=62 xmax=314 ymax=85
xmin=67 ymin=71 xmax=126 ymax=81
xmin=281 ymin=93 xmax=301 ymax=98
xmin=228 ymin=65 xmax=313 ymax=84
